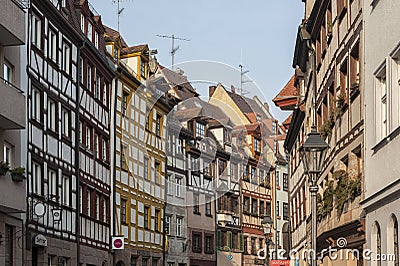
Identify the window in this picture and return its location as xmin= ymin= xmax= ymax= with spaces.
xmin=96 ymin=194 xmax=100 ymax=220
xmin=152 ymin=259 xmax=158 ymax=266
xmin=156 ymin=114 xmax=162 ymax=137
xmin=175 ymin=177 xmax=182 ymax=197
xmin=276 ymin=201 xmax=280 ymax=217
xmin=5 ymin=225 xmax=14 ymax=266
xmin=393 ymin=216 xmax=399 ymax=266
xmin=62 ymin=175 xmax=70 ymax=206
xmin=276 ymin=171 xmax=280 ymax=187
xmin=86 ymin=126 xmax=92 ymax=150
xmin=130 ymin=256 xmax=137 ymax=266
xmin=196 ymin=122 xmax=205 ymax=138
xmin=121 ymin=199 xmax=127 ymax=224
xmin=79 ymin=57 xmax=84 ymax=82
xmin=114 ymin=47 xmax=118 ymax=62
xmin=144 ymin=157 xmax=149 ymax=179
xmin=283 ymin=173 xmax=288 ymax=191
xmin=155 ymin=209 xmax=160 ymax=232
xmin=122 ymin=91 xmax=128 ymax=116
xmin=243 ymin=197 xmax=250 ymax=213
xmin=192 ymin=232 xmax=202 ymax=253
xmin=87 ymin=65 xmax=92 ymax=90
xmin=48 ymin=29 xmax=57 ymax=62
xmin=145 ymin=107 xmax=151 ymax=130
xmin=340 ymin=59 xmax=348 ymax=103
xmin=254 ymin=138 xmax=261 ymax=152
xmin=87 ymin=23 xmax=92 ymax=41
xmin=252 ymin=199 xmax=258 ymax=216
xmin=166 ymin=174 xmax=172 ymax=195
xmin=283 ymin=202 xmax=289 ymax=220
xmin=165 ymin=215 xmax=171 ymax=235
xmin=376 ymin=222 xmax=382 ymax=266
xmin=121 ymin=144 xmax=127 ymax=171
xmin=32 ymin=87 xmax=41 ymax=122
xmin=94 ymin=31 xmax=99 ymax=49
xmin=243 ymin=236 xmax=248 ymax=254
xmin=4 ymin=142 xmax=13 ymax=168
xmin=32 ymin=162 xmax=42 ymax=194
xmin=176 ymin=217 xmax=182 ymax=237
xmin=87 ymin=188 xmax=91 ymax=216
xmin=140 ymin=60 xmax=146 ymax=78
xmin=251 ymin=237 xmax=257 ymax=255
xmin=155 ymin=162 xmax=160 ymax=183
xmin=205 ymin=234 xmax=213 ymax=254
xmin=205 ymin=197 xmax=212 ymax=216
xmin=144 ymin=206 xmax=150 ymax=229
xmin=94 ymin=134 xmax=99 ymax=159
xmin=102 ymin=139 xmax=107 ymax=161
xmin=48 ymin=169 xmax=57 ymax=199
xmin=31 ymin=13 xmax=42 ymax=48
xmin=379 ymin=74 xmax=387 ymax=139
xmin=259 ymin=201 xmax=265 ymax=217
xmin=47 ymin=99 xmax=56 ymax=131
xmin=141 ymin=258 xmax=148 ymax=266
xmin=61 ymin=108 xmax=70 ymax=138
xmin=103 ymin=83 xmax=108 ymax=106
xmin=193 ymin=194 xmax=200 ymax=214
xmin=95 ymin=75 xmax=101 ymax=99
xmin=103 ymin=198 xmax=107 ymax=222
xmin=3 ymin=61 xmax=13 ymax=84
xmin=266 ymin=202 xmax=271 ymax=217
xmin=337 ymin=0 xmax=347 ymax=20
xmin=62 ymin=41 xmax=71 ymax=74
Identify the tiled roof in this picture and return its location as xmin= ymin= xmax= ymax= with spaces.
xmin=103 ymin=25 xmax=128 ymax=47
xmin=282 ymin=113 xmax=293 ymax=129
xmin=121 ymin=44 xmax=148 ymax=56
xmin=160 ymin=66 xmax=198 ymax=97
xmin=227 ymin=91 xmax=253 ymax=114
xmin=272 ymin=75 xmax=298 ymax=109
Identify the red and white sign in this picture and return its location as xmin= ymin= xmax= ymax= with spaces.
xmin=112 ymin=236 xmax=124 ymax=250
xmin=271 ymin=260 xmax=291 ymax=266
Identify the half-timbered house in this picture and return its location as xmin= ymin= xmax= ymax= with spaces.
xmin=26 ymin=0 xmax=83 ymax=264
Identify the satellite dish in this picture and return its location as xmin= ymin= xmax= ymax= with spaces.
xmin=34 ymin=202 xmax=46 ymax=217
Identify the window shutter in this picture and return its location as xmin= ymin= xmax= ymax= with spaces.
xmin=228 ymin=231 xmax=232 ymax=250
xmin=239 ymin=233 xmax=244 ymax=252
xmin=217 ymin=230 xmax=221 ymax=250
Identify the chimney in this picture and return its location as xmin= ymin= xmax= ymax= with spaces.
xmin=264 ymin=102 xmax=270 ymax=112
xmin=209 ymin=85 xmax=217 ymax=98
xmin=231 ymin=85 xmax=236 ymax=94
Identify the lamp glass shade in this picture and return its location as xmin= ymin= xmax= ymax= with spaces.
xmin=261 ymin=215 xmax=273 ymax=235
xmin=300 ymin=128 xmax=329 ymax=179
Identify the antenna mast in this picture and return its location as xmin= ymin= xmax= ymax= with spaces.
xmin=156 ymin=34 xmax=190 ymax=70
xmin=239 ymin=64 xmax=250 ymax=96
xmin=113 ymin=0 xmax=126 ymax=33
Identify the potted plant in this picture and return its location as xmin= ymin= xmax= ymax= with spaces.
xmin=0 ymin=161 xmax=10 ymax=176
xmin=11 ymin=167 xmax=25 ymax=182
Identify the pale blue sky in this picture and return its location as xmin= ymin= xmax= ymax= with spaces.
xmin=91 ymin=0 xmax=304 ymax=122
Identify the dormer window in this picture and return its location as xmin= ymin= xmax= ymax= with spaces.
xmin=87 ymin=23 xmax=93 ymax=41
xmin=196 ymin=122 xmax=205 ymax=139
xmin=114 ymin=47 xmax=118 ymax=62
xmin=94 ymin=31 xmax=99 ymax=49
xmin=140 ymin=60 xmax=146 ymax=78
xmin=256 ymin=114 xmax=262 ymax=123
xmin=254 ymin=138 xmax=261 ymax=153
xmin=80 ymin=14 xmax=85 ymax=33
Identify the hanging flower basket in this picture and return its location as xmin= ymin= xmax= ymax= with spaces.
xmin=11 ymin=167 xmax=25 ymax=182
xmin=0 ymin=161 xmax=10 ymax=176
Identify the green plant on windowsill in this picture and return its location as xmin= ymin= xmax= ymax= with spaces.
xmin=0 ymin=161 xmax=10 ymax=176
xmin=333 ymin=170 xmax=362 ymax=215
xmin=317 ymin=181 xmax=334 ymax=222
xmin=335 ymin=93 xmax=346 ymax=117
xmin=10 ymin=167 xmax=25 ymax=182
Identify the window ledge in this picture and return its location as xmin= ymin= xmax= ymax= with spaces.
xmin=372 ymin=125 xmax=400 ymax=154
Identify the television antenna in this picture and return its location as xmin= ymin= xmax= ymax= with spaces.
xmin=156 ymin=34 xmax=190 ymax=69
xmin=239 ymin=64 xmax=250 ymax=96
xmin=113 ymin=0 xmax=131 ymax=33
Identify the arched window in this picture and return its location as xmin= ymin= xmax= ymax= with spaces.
xmin=377 ymin=223 xmax=382 ymax=266
xmin=394 ymin=216 xmax=399 ymax=266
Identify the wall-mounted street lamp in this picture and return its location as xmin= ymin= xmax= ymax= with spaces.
xmin=298 ymin=25 xmax=329 ymax=266
xmin=261 ymin=215 xmax=274 ymax=266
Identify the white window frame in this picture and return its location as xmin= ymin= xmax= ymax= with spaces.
xmin=374 ymin=64 xmax=388 ymax=142
xmin=48 ymin=28 xmax=57 ymax=62
xmin=48 ymin=169 xmax=57 ymax=199
xmin=3 ymin=61 xmax=13 ymax=84
xmin=95 ymin=75 xmax=101 ymax=99
xmin=62 ymin=175 xmax=70 ymax=206
xmin=61 ymin=108 xmax=69 ymax=137
xmin=102 ymin=139 xmax=107 ymax=161
xmin=96 ymin=194 xmax=100 ymax=220
xmin=80 ymin=14 xmax=85 ymax=34
xmin=4 ymin=142 xmax=13 ymax=168
xmin=165 ymin=215 xmax=171 ymax=235
xmin=86 ymin=126 xmax=92 ymax=150
xmin=47 ymin=99 xmax=56 ymax=131
xmin=32 ymin=87 xmax=41 ymax=121
xmin=87 ymin=189 xmax=91 ymax=216
xmin=62 ymin=41 xmax=71 ymax=74
xmin=175 ymin=177 xmax=182 ymax=197
xmin=32 ymin=162 xmax=42 ymax=194
xmin=32 ymin=14 xmax=42 ymax=48
xmin=176 ymin=217 xmax=182 ymax=237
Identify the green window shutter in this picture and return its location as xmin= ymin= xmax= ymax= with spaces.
xmin=228 ymin=231 xmax=233 ymax=250
xmin=217 ymin=229 xmax=221 ymax=250
xmin=239 ymin=233 xmax=244 ymax=252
